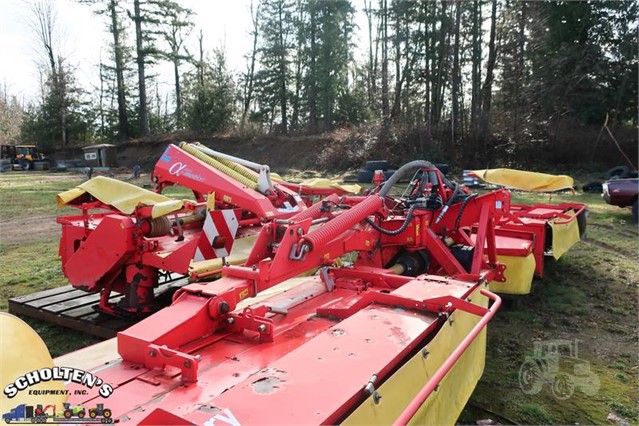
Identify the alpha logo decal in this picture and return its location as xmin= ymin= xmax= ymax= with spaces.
xmin=168 ymin=162 xmax=187 ymax=176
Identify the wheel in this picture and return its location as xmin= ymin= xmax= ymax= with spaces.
xmin=103 ymin=409 xmax=112 ymax=418
xmin=30 ymin=418 xmax=36 ymax=424
xmin=21 ymin=160 xmax=33 ymax=171
xmin=606 ymin=165 xmax=630 ymax=180
xmin=90 ymin=411 xmax=97 ymax=419
xmin=64 ymin=410 xmax=72 ymax=419
xmin=577 ymin=209 xmax=588 ymax=238
xmin=552 ymin=372 xmax=575 ymax=400
xmin=434 ymin=163 xmax=449 ymax=175
xmin=633 ymin=199 xmax=638 ymax=223
xmin=518 ymin=360 xmax=543 ymax=395
xmin=582 ymin=182 xmax=603 ymax=193
xmin=357 ymin=169 xmax=374 ymax=183
xmin=383 ymin=169 xmax=396 ymax=180
xmin=78 ymin=411 xmax=85 ymax=418
xmin=364 ymin=160 xmax=389 ymax=172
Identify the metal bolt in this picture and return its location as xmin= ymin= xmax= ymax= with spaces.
xmin=297 ymin=228 xmax=303 ymax=236
xmin=219 ymin=301 xmax=230 ymax=314
xmin=149 ymin=350 xmax=156 ymax=358
xmin=257 ymin=324 xmax=267 ymax=333
xmin=227 ymin=317 xmax=235 ymax=325
xmin=373 ymin=391 xmax=382 ymax=404
xmin=421 ymin=348 xmax=429 ymax=359
xmin=252 ymin=265 xmax=257 ymax=271
xmin=184 ymin=360 xmax=191 ymax=368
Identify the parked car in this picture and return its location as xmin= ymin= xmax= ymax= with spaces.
xmin=602 ymin=178 xmax=638 ymax=222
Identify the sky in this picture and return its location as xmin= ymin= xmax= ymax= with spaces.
xmin=0 ymin=0 xmax=368 ymax=104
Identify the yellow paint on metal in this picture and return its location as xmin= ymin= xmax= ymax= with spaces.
xmin=549 ymin=211 xmax=580 ymax=260
xmin=188 ymin=236 xmax=257 ymax=276
xmin=343 ymin=287 xmax=488 ymax=425
xmin=207 ymin=192 xmax=216 ymax=211
xmin=292 ymin=177 xmax=362 ymax=195
xmin=472 ymin=168 xmax=574 ymax=192
xmin=0 ymin=313 xmax=67 ymax=413
xmin=57 ymin=176 xmax=185 ymax=219
xmin=239 ymin=289 xmax=249 ymax=300
xmin=489 ymin=253 xmax=536 ymax=294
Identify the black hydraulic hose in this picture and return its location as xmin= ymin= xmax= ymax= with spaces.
xmin=454 ymin=193 xmax=479 ymax=230
xmin=381 ymin=161 xmax=429 ymax=197
xmin=366 ymin=204 xmax=417 ymax=236
xmin=380 ymin=160 xmax=455 ymax=198
xmin=434 ymin=182 xmax=462 ymax=224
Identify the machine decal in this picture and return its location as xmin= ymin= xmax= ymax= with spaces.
xmin=194 ymin=209 xmax=241 ymax=262
xmin=168 ymin=162 xmax=187 ymax=176
xmin=204 ymin=408 xmax=241 ymax=426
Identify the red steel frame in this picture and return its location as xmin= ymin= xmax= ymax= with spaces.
xmin=53 ymin=145 xmax=587 ymax=424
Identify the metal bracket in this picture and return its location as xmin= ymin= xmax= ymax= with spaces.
xmin=144 ymin=344 xmax=200 ymax=383
xmin=226 ymin=307 xmax=274 ymax=342
xmin=319 ymin=267 xmax=335 ymax=292
xmin=363 ymin=374 xmax=382 ymax=405
xmin=289 ymin=243 xmax=308 ymax=261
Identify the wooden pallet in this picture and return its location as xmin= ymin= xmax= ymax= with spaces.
xmin=8 ymin=279 xmax=188 ymax=339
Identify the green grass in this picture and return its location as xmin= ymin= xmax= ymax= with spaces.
xmin=517 ymin=403 xmax=555 ymax=424
xmin=460 ymin=180 xmax=638 ymax=424
xmin=0 ymin=172 xmax=84 ymax=219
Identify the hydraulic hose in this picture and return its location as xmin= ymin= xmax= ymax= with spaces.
xmin=379 ymin=160 xmax=455 ymax=198
xmin=366 ymin=204 xmax=417 ymax=236
xmin=454 ymin=193 xmax=478 ymax=230
xmin=434 ymin=182 xmax=461 ymax=224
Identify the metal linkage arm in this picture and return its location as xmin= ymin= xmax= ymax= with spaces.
xmin=190 ymin=143 xmax=275 ymax=194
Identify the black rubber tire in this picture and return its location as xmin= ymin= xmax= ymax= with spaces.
xmin=21 ymin=160 xmax=33 ymax=171
xmin=365 ymin=160 xmax=389 ymax=172
xmin=606 ymin=165 xmax=630 ymax=180
xmin=434 ymin=163 xmax=449 ymax=175
xmin=357 ymin=169 xmax=374 ymax=183
xmin=383 ymin=169 xmax=396 ymax=180
xmin=582 ymin=182 xmax=603 ymax=193
xmin=577 ymin=209 xmax=588 ymax=238
xmin=633 ymin=199 xmax=638 ymax=223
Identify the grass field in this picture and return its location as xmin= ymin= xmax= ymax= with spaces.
xmin=0 ymin=170 xmax=637 ymax=424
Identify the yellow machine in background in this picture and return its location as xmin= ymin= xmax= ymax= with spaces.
xmin=0 ymin=144 xmax=48 ymax=171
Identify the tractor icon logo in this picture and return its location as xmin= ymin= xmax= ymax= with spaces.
xmin=518 ymin=339 xmax=600 ymax=400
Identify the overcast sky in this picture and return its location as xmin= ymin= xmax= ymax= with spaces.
xmin=0 ymin=0 xmax=368 ymax=104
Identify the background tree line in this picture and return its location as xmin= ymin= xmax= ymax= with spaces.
xmin=1 ymin=0 xmax=636 ymax=168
